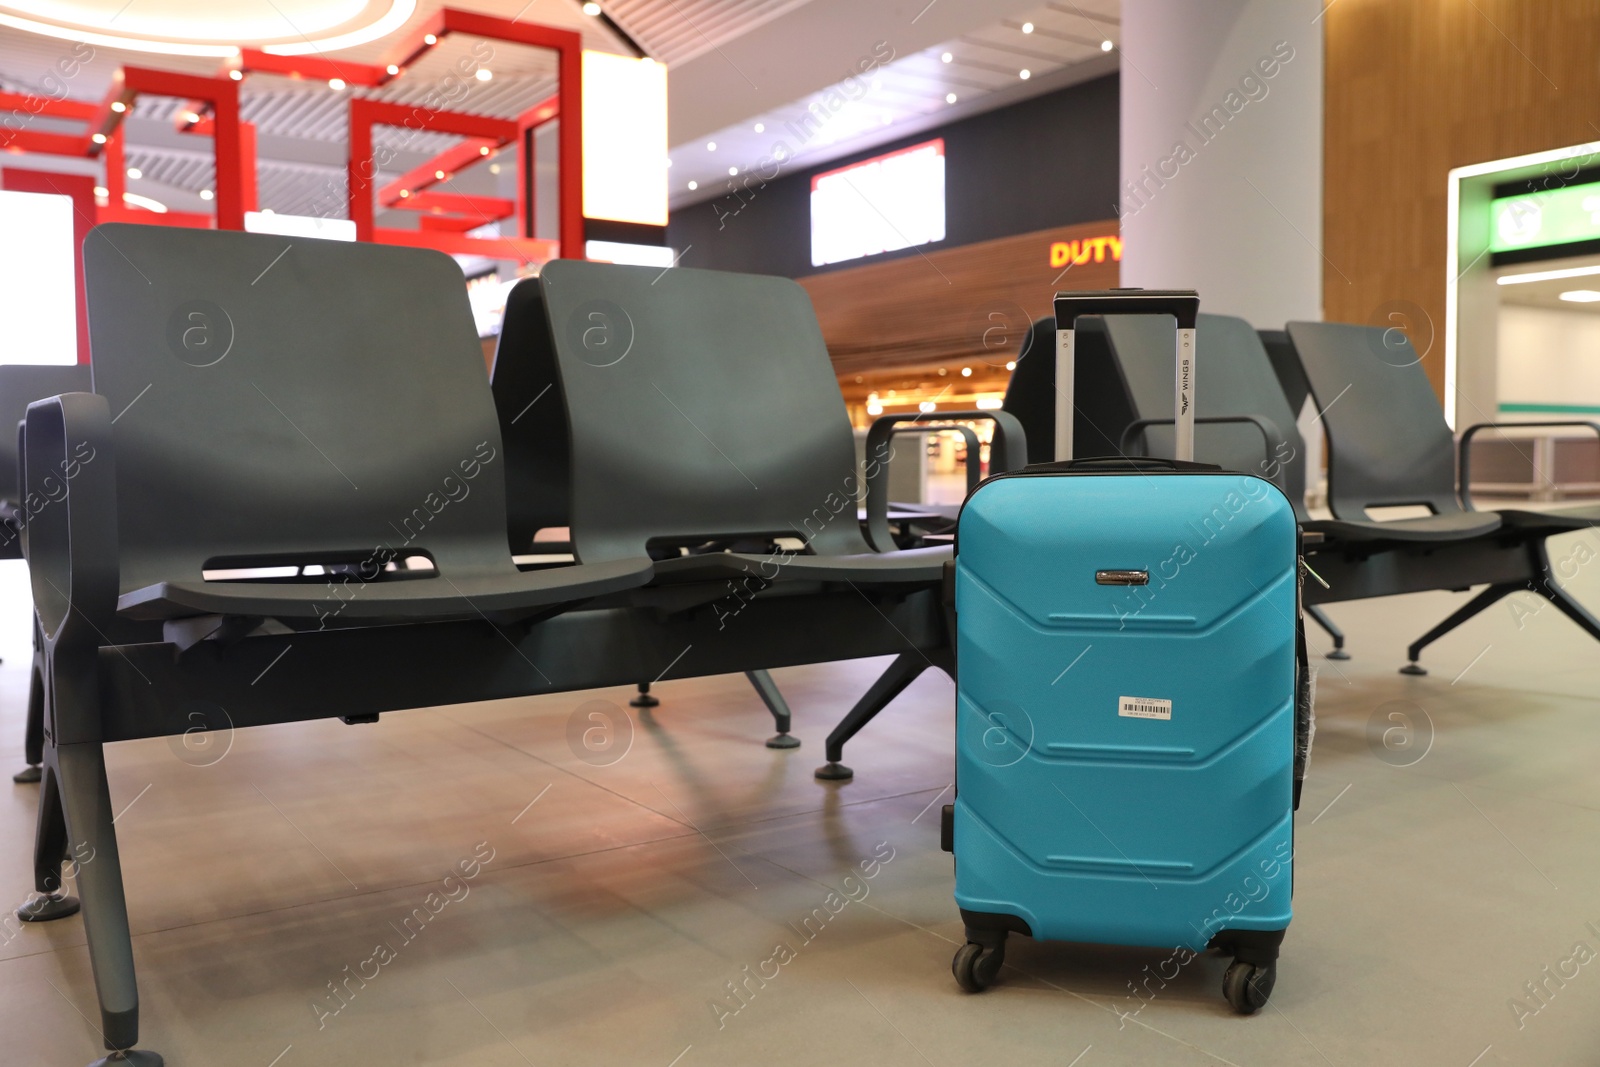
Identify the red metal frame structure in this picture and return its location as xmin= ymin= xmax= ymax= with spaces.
xmin=0 ymin=4 xmax=587 ymax=320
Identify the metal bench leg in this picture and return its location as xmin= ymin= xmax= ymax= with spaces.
xmin=1402 ymin=582 xmax=1520 ymax=675
xmin=15 ymin=624 xmax=44 ymax=783
xmin=746 ymin=670 xmax=799 ymax=749
xmin=630 ymin=681 xmax=660 ymax=708
xmin=1305 ymin=605 xmax=1349 ymax=660
xmin=815 ymin=651 xmax=938 ymax=782
xmin=24 ymin=740 xmax=158 ymax=1065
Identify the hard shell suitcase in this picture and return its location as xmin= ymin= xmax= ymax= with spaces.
xmin=942 ymin=289 xmax=1307 ymax=1014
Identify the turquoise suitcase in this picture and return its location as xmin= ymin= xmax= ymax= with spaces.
xmin=942 ymin=291 xmax=1306 ymax=1013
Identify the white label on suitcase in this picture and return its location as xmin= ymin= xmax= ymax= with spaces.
xmin=1119 ymin=696 xmax=1172 ymax=720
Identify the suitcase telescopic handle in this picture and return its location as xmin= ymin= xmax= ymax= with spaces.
xmin=1051 ymin=288 xmax=1201 ymax=464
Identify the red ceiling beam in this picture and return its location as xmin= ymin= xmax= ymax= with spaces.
xmin=236 ymin=48 xmax=389 ymax=87
xmin=376 ymin=136 xmax=500 ymax=206
xmin=391 ymin=191 xmax=515 ymax=219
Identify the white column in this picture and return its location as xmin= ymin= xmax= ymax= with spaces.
xmin=1117 ymin=0 xmax=1324 ymax=328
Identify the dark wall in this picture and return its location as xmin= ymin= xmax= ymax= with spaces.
xmin=666 ymin=73 xmax=1119 ymax=279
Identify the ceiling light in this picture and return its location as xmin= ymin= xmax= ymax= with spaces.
xmin=399 ymin=189 xmax=410 ymax=198
xmin=126 ymin=167 xmax=141 ymax=179
xmin=866 ymin=402 xmax=884 ymax=416
xmin=919 ymin=401 xmax=937 ymax=413
xmin=91 ymin=132 xmax=106 ymax=144
xmin=183 ymin=111 xmax=200 ymax=123
xmin=941 ymin=52 xmax=953 ymax=63
xmin=753 ymin=122 xmax=764 ymax=132
xmin=386 ymin=64 xmax=400 ymax=76
xmin=423 ymin=33 xmax=437 ymax=44
xmin=1005 ymin=361 xmax=1016 ymax=371
xmin=706 ymin=141 xmax=716 ymax=151
xmin=229 ymin=69 xmax=243 ymax=80
xmin=687 ymin=180 xmax=698 ymax=190
xmin=328 ymin=77 xmax=345 ymax=90
xmin=1559 ymin=289 xmax=1600 ymax=302
xmin=475 ymin=68 xmax=492 ymax=81
xmin=200 ymin=189 xmax=214 ymax=201
xmin=1101 ymin=40 xmax=1113 ymax=51
xmin=961 ymin=367 xmax=972 ymax=377
xmin=1019 ymin=69 xmax=1031 ymax=80
xmin=1499 ymin=265 xmax=1600 ymax=285
xmin=488 ymin=163 xmax=501 ymax=174
xmin=480 ymin=146 xmax=491 ymax=156
xmin=728 ymin=166 xmax=738 ymax=176
xmin=110 ymin=101 xmax=125 ymax=113
xmin=435 ymin=170 xmax=446 ymax=180
xmin=93 ymin=186 xmax=107 ymax=197
xmin=583 ymin=1 xmax=601 ymax=13
xmin=122 ymin=192 xmax=167 ymax=213
xmin=946 ymin=93 xmax=957 ymax=104
xmin=1022 ymin=21 xmax=1034 ymax=33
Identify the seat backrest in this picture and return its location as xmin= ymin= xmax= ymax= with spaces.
xmin=0 ymin=364 xmax=91 ymax=504
xmin=510 ymin=259 xmax=872 ymax=562
xmin=1103 ymin=313 xmax=1309 ymax=519
xmin=490 ymin=279 xmax=569 ymax=554
xmin=1257 ymin=329 xmax=1310 ymax=414
xmin=1284 ymin=321 xmax=1459 ymax=519
xmin=1001 ymin=316 xmax=1133 ymax=463
xmin=83 ymin=223 xmax=522 ymax=594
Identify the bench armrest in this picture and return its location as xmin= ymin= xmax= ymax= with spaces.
xmin=1458 ymin=420 xmax=1600 ymax=511
xmin=862 ymin=410 xmax=1026 ymax=553
xmin=25 ymin=392 xmax=117 ymax=651
xmin=1119 ymin=414 xmax=1288 ymax=480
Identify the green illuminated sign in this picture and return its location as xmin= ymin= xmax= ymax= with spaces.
xmin=1490 ymin=181 xmax=1600 ymax=252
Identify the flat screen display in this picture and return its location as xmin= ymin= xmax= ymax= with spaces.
xmin=810 ymin=138 xmax=946 ymax=267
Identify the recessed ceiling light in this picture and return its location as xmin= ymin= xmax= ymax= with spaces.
xmin=424 ymin=33 xmax=437 ymax=44
xmin=1022 ymin=21 xmax=1034 ymax=33
xmin=961 ymin=367 xmax=972 ymax=377
xmin=93 ymin=186 xmax=107 ymax=197
xmin=728 ymin=166 xmax=738 ymax=176
xmin=753 ymin=122 xmax=764 ymax=132
xmin=706 ymin=141 xmax=716 ymax=151
xmin=946 ymin=92 xmax=958 ymax=104
xmin=399 ymin=189 xmax=410 ymax=198
xmin=488 ymin=163 xmax=500 ymax=174
xmin=91 ymin=133 xmax=106 ymax=144
xmin=328 ymin=77 xmax=345 ymax=90
xmin=687 ymin=180 xmax=698 ymax=190
xmin=110 ymin=101 xmax=125 ymax=113
xmin=479 ymin=145 xmax=491 ymax=156
xmin=1019 ymin=69 xmax=1031 ymax=80
xmin=583 ymin=2 xmax=601 ymax=14
xmin=941 ymin=52 xmax=953 ymax=63
xmin=1005 ymin=361 xmax=1016 ymax=371
xmin=386 ymin=64 xmax=400 ymax=76
xmin=229 ymin=69 xmax=243 ymax=80
xmin=126 ymin=167 xmax=141 ymax=179
xmin=1101 ymin=40 xmax=1113 ymax=51
xmin=1559 ymin=289 xmax=1600 ymax=302
xmin=434 ymin=169 xmax=446 ymax=180
xmin=475 ymin=68 xmax=492 ymax=81
xmin=183 ymin=111 xmax=200 ymax=123
xmin=200 ymin=189 xmax=214 ymax=201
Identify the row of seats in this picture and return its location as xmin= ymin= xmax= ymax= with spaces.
xmin=11 ymin=224 xmax=1025 ymax=1064
xmin=9 ymin=222 xmax=1598 ymax=1066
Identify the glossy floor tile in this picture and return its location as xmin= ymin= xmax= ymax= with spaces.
xmin=5 ymin=550 xmax=1600 ymax=1065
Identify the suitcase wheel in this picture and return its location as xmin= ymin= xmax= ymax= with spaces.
xmin=1222 ymin=959 xmax=1276 ymax=1014
xmin=952 ymin=938 xmax=1006 ymax=993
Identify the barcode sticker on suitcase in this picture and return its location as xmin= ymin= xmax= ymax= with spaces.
xmin=1119 ymin=696 xmax=1172 ymax=720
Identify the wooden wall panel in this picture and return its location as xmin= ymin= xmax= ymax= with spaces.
xmin=800 ymin=219 xmax=1120 ymax=378
xmin=1324 ymin=0 xmax=1600 ymax=396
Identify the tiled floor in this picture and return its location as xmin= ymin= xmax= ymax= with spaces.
xmin=5 ymin=536 xmax=1600 ymax=1066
